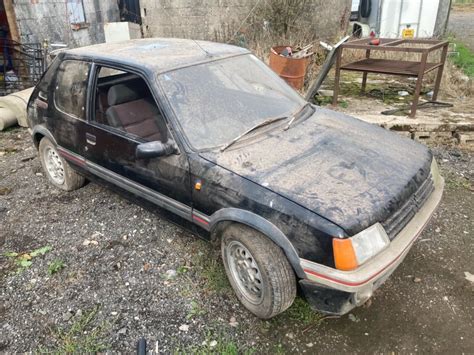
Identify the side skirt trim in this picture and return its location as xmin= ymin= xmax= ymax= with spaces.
xmin=57 ymin=146 xmax=211 ymax=227
xmin=86 ymin=160 xmax=192 ymax=221
xmin=57 ymin=146 xmax=86 ymax=167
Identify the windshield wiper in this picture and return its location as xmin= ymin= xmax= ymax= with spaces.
xmin=220 ymin=115 xmax=288 ymax=152
xmin=283 ymin=102 xmax=312 ymax=131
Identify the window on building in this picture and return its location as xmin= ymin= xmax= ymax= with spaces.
xmin=67 ymin=0 xmax=86 ymax=24
xmin=119 ymin=0 xmax=142 ymax=25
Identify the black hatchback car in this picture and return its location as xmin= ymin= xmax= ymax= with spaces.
xmin=27 ymin=38 xmax=444 ymax=319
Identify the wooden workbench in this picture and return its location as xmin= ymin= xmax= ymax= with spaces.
xmin=332 ymin=38 xmax=449 ymax=117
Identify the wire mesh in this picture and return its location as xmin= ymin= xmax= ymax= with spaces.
xmin=0 ymin=39 xmax=45 ymax=96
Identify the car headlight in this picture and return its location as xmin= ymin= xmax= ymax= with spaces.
xmin=333 ymin=223 xmax=390 ymax=271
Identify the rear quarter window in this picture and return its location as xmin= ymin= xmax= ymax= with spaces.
xmin=36 ymin=56 xmax=61 ymax=100
xmin=54 ymin=60 xmax=91 ymax=119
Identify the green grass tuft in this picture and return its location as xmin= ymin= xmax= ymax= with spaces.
xmin=48 ymin=259 xmax=65 ymax=275
xmin=4 ymin=245 xmax=52 ymax=272
xmin=451 ymin=41 xmax=474 ymax=77
xmin=175 ymin=332 xmax=254 ymax=355
xmin=44 ymin=306 xmax=109 ymax=353
xmin=270 ymin=297 xmax=324 ymax=326
xmin=192 ymin=243 xmax=231 ymax=293
xmin=186 ymin=300 xmax=206 ymax=319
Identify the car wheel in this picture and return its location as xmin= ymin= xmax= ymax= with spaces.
xmin=221 ymin=223 xmax=296 ymax=319
xmin=39 ymin=138 xmax=85 ymax=191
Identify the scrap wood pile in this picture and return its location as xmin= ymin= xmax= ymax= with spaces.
xmin=271 ymin=43 xmax=314 ymax=59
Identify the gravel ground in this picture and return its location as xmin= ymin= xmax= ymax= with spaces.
xmin=448 ymin=6 xmax=474 ymax=51
xmin=1 ymin=127 xmax=473 ymax=353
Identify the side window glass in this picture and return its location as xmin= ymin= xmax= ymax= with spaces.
xmin=93 ymin=66 xmax=168 ymax=143
xmin=54 ymin=60 xmax=90 ymax=119
xmin=37 ymin=56 xmax=61 ymax=100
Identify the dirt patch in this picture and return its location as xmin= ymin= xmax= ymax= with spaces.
xmin=1 ymin=128 xmax=473 ymax=352
xmin=449 ymin=6 xmax=474 ymax=52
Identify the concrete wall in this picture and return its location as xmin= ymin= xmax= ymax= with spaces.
xmin=12 ymin=0 xmax=351 ymax=48
xmin=140 ymin=0 xmax=352 ymax=44
xmin=13 ymin=0 xmax=120 ymax=47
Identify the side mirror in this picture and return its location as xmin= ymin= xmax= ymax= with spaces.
xmin=135 ymin=140 xmax=178 ymax=159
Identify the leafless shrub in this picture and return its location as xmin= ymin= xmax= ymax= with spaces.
xmin=225 ymin=0 xmax=350 ymax=93
xmin=224 ymin=1 xmax=470 ymax=98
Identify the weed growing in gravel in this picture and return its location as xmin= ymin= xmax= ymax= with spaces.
xmin=268 ymin=297 xmax=324 ymax=327
xmin=3 ymin=245 xmax=52 ymax=271
xmin=314 ymin=95 xmax=332 ymax=106
xmin=175 ymin=332 xmax=254 ymax=355
xmin=177 ymin=265 xmax=190 ymax=275
xmin=272 ymin=343 xmax=286 ymax=354
xmin=186 ymin=300 xmax=206 ymax=319
xmin=200 ymin=256 xmax=231 ymax=293
xmin=0 ymin=146 xmax=18 ymax=155
xmin=338 ymin=100 xmax=349 ymax=109
xmin=192 ymin=243 xmax=231 ymax=293
xmin=0 ymin=186 xmax=12 ymax=195
xmin=46 ymin=306 xmax=109 ymax=353
xmin=48 ymin=259 xmax=65 ymax=275
xmin=443 ymin=171 xmax=472 ymax=190
xmin=451 ymin=41 xmax=474 ymax=78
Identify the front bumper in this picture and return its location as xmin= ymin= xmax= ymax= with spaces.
xmin=300 ymin=159 xmax=444 ymax=315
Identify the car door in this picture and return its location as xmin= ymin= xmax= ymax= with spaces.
xmin=50 ymin=58 xmax=92 ymax=158
xmin=82 ymin=63 xmax=192 ymax=219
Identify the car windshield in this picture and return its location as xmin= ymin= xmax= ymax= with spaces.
xmin=158 ymin=54 xmax=305 ymax=150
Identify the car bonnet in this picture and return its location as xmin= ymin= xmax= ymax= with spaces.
xmin=199 ymin=107 xmax=432 ymax=236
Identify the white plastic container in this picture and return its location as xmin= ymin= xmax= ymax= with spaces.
xmin=104 ymin=22 xmax=142 ymax=44
xmin=351 ymin=0 xmax=444 ymax=38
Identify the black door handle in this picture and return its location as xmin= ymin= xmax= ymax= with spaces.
xmin=86 ymin=133 xmax=96 ymax=146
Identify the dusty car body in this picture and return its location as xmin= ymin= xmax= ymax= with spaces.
xmin=27 ymin=38 xmax=444 ymax=318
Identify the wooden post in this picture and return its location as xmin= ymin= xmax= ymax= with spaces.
xmin=432 ymin=43 xmax=448 ymax=101
xmin=332 ymin=47 xmax=343 ymax=106
xmin=410 ymin=51 xmax=428 ymax=118
xmin=361 ymin=49 xmax=371 ymax=94
xmin=3 ymin=0 xmax=30 ymax=88
xmin=4 ymin=0 xmax=20 ymax=43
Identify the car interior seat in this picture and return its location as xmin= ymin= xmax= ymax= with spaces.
xmin=105 ymin=83 xmax=167 ymax=142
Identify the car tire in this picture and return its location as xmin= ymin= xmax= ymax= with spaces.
xmin=221 ymin=223 xmax=296 ymax=319
xmin=39 ymin=138 xmax=85 ymax=191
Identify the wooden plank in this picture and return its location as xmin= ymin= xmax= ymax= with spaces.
xmin=4 ymin=0 xmax=20 ymax=43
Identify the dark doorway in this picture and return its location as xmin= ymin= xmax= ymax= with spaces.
xmin=0 ymin=0 xmax=44 ymax=95
xmin=119 ymin=0 xmax=141 ymax=25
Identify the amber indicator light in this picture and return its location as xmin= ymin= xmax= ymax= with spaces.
xmin=333 ymin=238 xmax=358 ymax=271
xmin=195 ymin=180 xmax=202 ymax=191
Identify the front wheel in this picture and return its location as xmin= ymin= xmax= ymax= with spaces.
xmin=221 ymin=224 xmax=296 ymax=319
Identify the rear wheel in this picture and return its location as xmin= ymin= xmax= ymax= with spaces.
xmin=221 ymin=223 xmax=296 ymax=319
xmin=39 ymin=138 xmax=85 ymax=191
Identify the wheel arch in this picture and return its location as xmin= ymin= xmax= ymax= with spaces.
xmin=32 ymin=125 xmax=57 ymax=149
xmin=209 ymin=208 xmax=305 ymax=279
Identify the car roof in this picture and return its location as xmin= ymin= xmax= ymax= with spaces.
xmin=67 ymin=38 xmax=250 ymax=73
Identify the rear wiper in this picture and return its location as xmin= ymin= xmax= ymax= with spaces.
xmin=220 ymin=115 xmax=288 ymax=152
xmin=283 ymin=102 xmax=312 ymax=131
